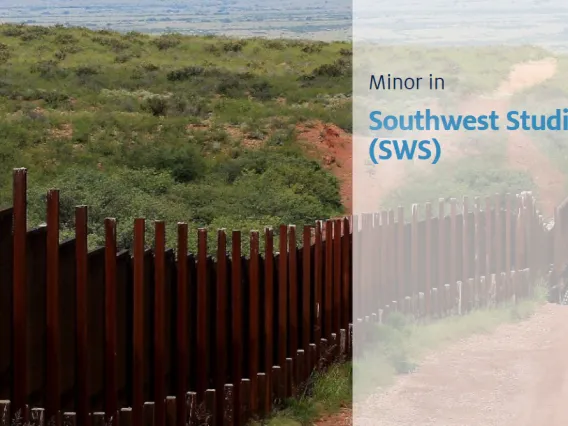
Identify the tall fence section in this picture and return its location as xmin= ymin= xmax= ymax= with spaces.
xmin=354 ymin=192 xmax=564 ymax=322
xmin=0 ymin=168 xmax=567 ymax=426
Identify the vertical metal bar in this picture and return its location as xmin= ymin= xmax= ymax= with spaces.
xmin=333 ymin=219 xmax=341 ymax=340
xmin=313 ymin=222 xmax=322 ymax=362
xmin=249 ymin=231 xmax=260 ymax=411
xmin=342 ymin=218 xmax=350 ymax=331
xmin=425 ymin=203 xmax=432 ymax=316
xmin=216 ymin=229 xmax=228 ymax=420
xmin=302 ymin=226 xmax=311 ymax=353
xmin=46 ymin=189 xmax=60 ymax=425
xmin=154 ymin=221 xmax=166 ymax=425
xmin=411 ymin=204 xmax=418 ymax=297
xmin=197 ymin=229 xmax=208 ymax=399
xmin=288 ymin=225 xmax=298 ymax=357
xmin=12 ymin=168 xmax=27 ymax=421
xmin=176 ymin=223 xmax=188 ymax=426
xmin=264 ymin=228 xmax=275 ymax=371
xmin=104 ymin=218 xmax=118 ymax=425
xmin=133 ymin=218 xmax=145 ymax=426
xmin=324 ymin=222 xmax=333 ymax=338
xmin=75 ymin=206 xmax=90 ymax=426
xmin=231 ymin=231 xmax=242 ymax=426
xmin=396 ymin=206 xmax=405 ymax=302
xmin=277 ymin=225 xmax=288 ymax=368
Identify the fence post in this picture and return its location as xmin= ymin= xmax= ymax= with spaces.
xmin=216 ymin=229 xmax=228 ymax=421
xmin=333 ymin=219 xmax=342 ymax=346
xmin=494 ymin=194 xmax=503 ymax=302
xmin=288 ymin=226 xmax=298 ymax=363
xmin=277 ymin=225 xmax=288 ymax=396
xmin=153 ymin=221 xmax=166 ymax=426
xmin=197 ymin=229 xmax=208 ymax=400
xmin=12 ymin=168 xmax=27 ymax=422
xmin=313 ymin=222 xmax=322 ymax=364
xmin=387 ymin=210 xmax=395 ymax=309
xmin=411 ymin=204 xmax=418 ymax=304
xmin=379 ymin=211 xmax=388 ymax=311
xmin=75 ymin=207 xmax=91 ymax=426
xmin=324 ymin=222 xmax=333 ymax=340
xmin=517 ymin=195 xmax=526 ymax=272
xmin=231 ymin=230 xmax=243 ymax=426
xmin=396 ymin=206 xmax=405 ymax=306
xmin=249 ymin=231 xmax=261 ymax=411
xmin=485 ymin=197 xmax=492 ymax=279
xmin=450 ymin=198 xmax=457 ymax=311
xmin=462 ymin=196 xmax=469 ymax=287
xmin=104 ymin=218 xmax=118 ymax=426
xmin=342 ymin=218 xmax=351 ymax=332
xmin=264 ymin=227 xmax=275 ymax=393
xmin=373 ymin=213 xmax=382 ymax=311
xmin=437 ymin=199 xmax=445 ymax=300
xmin=473 ymin=198 xmax=481 ymax=308
xmin=425 ymin=203 xmax=432 ymax=316
xmin=46 ymin=189 xmax=61 ymax=426
xmin=505 ymin=194 xmax=512 ymax=294
xmin=176 ymin=223 xmax=188 ymax=426
xmin=132 ymin=218 xmax=145 ymax=426
xmin=302 ymin=226 xmax=312 ymax=354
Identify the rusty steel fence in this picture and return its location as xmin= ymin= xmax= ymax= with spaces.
xmin=0 ymin=168 xmax=566 ymax=426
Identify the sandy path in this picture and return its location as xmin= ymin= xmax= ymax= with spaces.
xmin=350 ymin=303 xmax=568 ymax=426
xmin=489 ymin=57 xmax=564 ymax=216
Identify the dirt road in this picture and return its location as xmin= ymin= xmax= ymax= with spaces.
xmin=350 ymin=303 xmax=568 ymax=426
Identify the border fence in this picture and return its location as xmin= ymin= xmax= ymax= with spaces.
xmin=0 ymin=168 xmax=567 ymax=426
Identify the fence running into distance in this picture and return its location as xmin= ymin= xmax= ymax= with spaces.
xmin=0 ymin=168 xmax=567 ymax=426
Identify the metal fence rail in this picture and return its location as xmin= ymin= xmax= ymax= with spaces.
xmin=0 ymin=168 xmax=565 ymax=426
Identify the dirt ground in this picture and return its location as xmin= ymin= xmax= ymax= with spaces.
xmin=344 ymin=303 xmax=568 ymax=426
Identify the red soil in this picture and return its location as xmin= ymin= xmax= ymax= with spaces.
xmin=297 ymin=122 xmax=353 ymax=213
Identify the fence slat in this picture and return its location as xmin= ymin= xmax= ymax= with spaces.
xmin=437 ymin=199 xmax=445 ymax=297
xmin=231 ymin=230 xmax=243 ymax=426
xmin=277 ymin=225 xmax=288 ymax=389
xmin=249 ymin=231 xmax=261 ymax=411
xmin=12 ymin=169 xmax=27 ymax=421
xmin=264 ymin=228 xmax=275 ymax=376
xmin=495 ymin=194 xmax=503 ymax=301
xmin=153 ymin=221 xmax=166 ymax=425
xmin=216 ymin=229 xmax=228 ymax=421
xmin=302 ymin=226 xmax=311 ymax=353
xmin=450 ymin=199 xmax=457 ymax=295
xmin=176 ymin=223 xmax=189 ymax=426
xmin=425 ymin=203 xmax=432 ymax=316
xmin=324 ymin=222 xmax=333 ymax=339
xmin=197 ymin=229 xmax=208 ymax=399
xmin=485 ymin=197 xmax=492 ymax=277
xmin=342 ymin=218 xmax=351 ymax=332
xmin=75 ymin=207 xmax=90 ymax=426
xmin=333 ymin=220 xmax=342 ymax=347
xmin=133 ymin=218 xmax=145 ymax=426
xmin=104 ymin=218 xmax=118 ymax=425
xmin=46 ymin=189 xmax=61 ymax=425
xmin=288 ymin=225 xmax=298 ymax=359
xmin=314 ymin=221 xmax=323 ymax=363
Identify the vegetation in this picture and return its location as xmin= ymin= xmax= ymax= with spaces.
xmin=0 ymin=23 xmax=352 ymax=253
xmin=0 ymin=23 xmax=554 ymax=252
